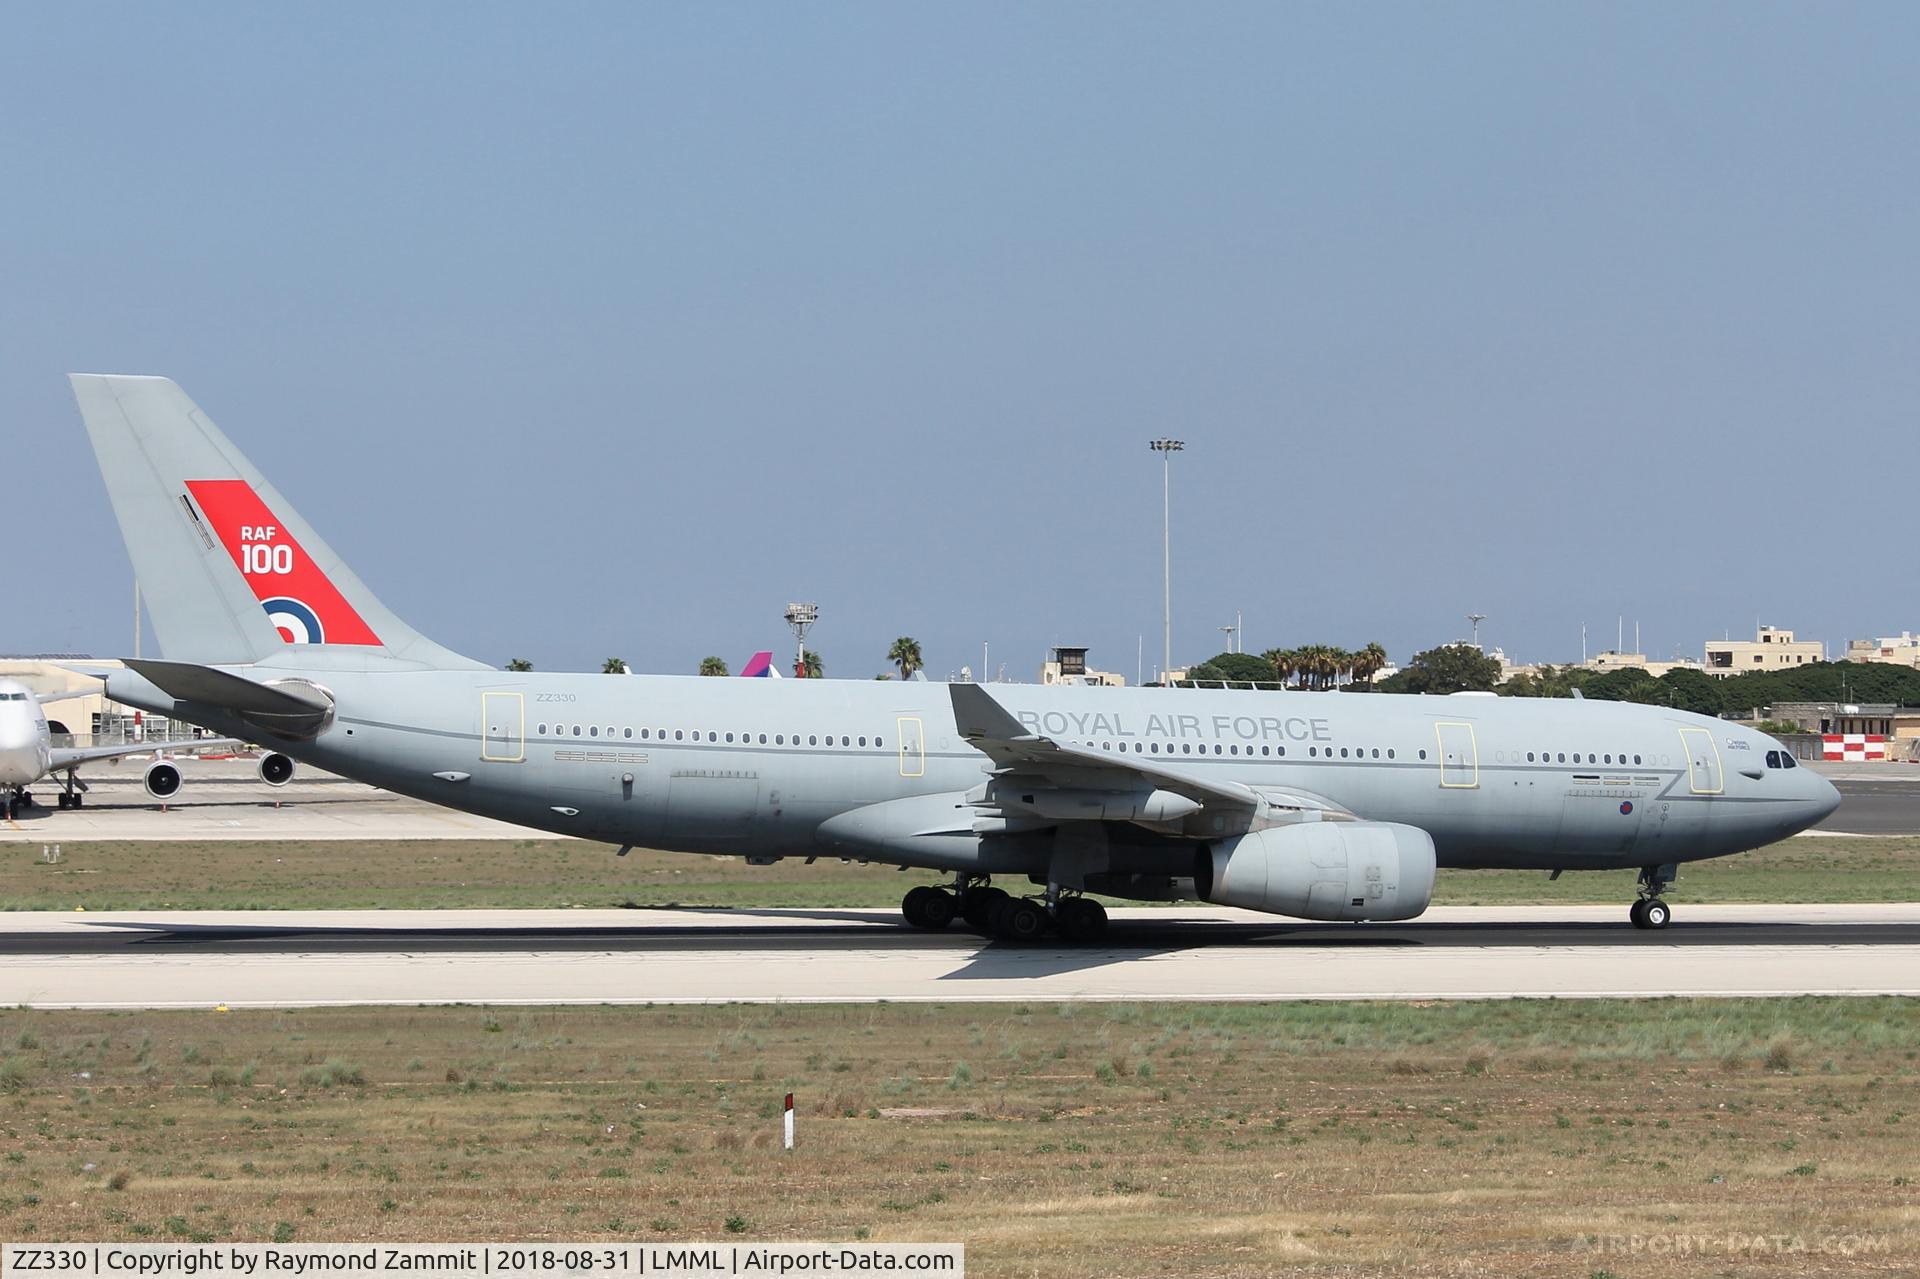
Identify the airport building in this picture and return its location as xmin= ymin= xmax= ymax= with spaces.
xmin=1845 ymin=632 xmax=1920 ymax=669
xmin=1579 ymin=650 xmax=1706 ymax=678
xmin=1703 ymin=626 xmax=1824 ymax=678
xmin=1041 ymin=647 xmax=1127 ymax=687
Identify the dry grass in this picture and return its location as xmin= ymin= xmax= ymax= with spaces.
xmin=4 ymin=835 xmax=1919 ymax=912
xmin=0 ymin=1000 xmax=1913 ymax=1276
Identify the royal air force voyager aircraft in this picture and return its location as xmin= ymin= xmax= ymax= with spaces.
xmin=68 ymin=375 xmax=1840 ymax=940
xmin=0 ymin=676 xmax=249 ymax=820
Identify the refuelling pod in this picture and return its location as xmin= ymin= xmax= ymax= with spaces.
xmin=1195 ymin=821 xmax=1436 ymax=921
xmin=143 ymin=760 xmax=182 ymax=800
xmin=258 ymin=752 xmax=295 ymax=786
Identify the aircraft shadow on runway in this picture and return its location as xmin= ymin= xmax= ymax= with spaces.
xmin=7 ymin=916 xmax=1912 ymax=976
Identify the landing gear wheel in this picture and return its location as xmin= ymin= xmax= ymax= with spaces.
xmin=1629 ymin=899 xmax=1649 ymax=929
xmin=992 ymin=898 xmax=1050 ymax=943
xmin=1054 ymin=897 xmax=1107 ymax=943
xmin=901 ymin=886 xmax=954 ymax=931
xmin=56 ymin=794 xmax=71 ymax=810
xmin=959 ymin=886 xmax=1008 ymax=932
xmin=1641 ymin=898 xmax=1670 ymax=930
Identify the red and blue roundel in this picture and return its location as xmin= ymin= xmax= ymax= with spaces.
xmin=1619 ymin=801 xmax=1634 ymax=816
xmin=183 ymin=478 xmax=381 ymax=646
xmin=263 ymin=597 xmax=325 ymax=645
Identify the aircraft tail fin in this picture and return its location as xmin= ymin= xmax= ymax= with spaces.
xmin=69 ymin=375 xmax=485 ymax=671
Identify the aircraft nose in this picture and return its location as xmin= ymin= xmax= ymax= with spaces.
xmin=1811 ymin=772 xmax=1842 ymax=823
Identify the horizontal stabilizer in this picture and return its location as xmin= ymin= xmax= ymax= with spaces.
xmin=125 ymin=660 xmax=329 ymax=716
xmin=122 ymin=660 xmax=335 ymax=739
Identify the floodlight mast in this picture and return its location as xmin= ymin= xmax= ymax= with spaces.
xmin=1149 ymin=439 xmax=1184 ymax=681
xmin=784 ymin=602 xmax=818 ymax=678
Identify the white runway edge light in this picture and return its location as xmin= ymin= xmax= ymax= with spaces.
xmin=784 ymin=1092 xmax=795 ymax=1150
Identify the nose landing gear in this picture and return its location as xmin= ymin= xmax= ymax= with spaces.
xmin=1630 ymin=864 xmax=1676 ymax=930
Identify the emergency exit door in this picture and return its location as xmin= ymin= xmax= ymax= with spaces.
xmin=480 ymin=691 xmax=524 ymax=762
xmin=1435 ymin=721 xmax=1478 ymax=788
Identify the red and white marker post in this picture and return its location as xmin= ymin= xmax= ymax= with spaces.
xmin=783 ymin=1093 xmax=794 ymax=1150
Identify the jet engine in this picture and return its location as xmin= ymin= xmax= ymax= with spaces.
xmin=1195 ymin=821 xmax=1436 ymax=921
xmin=258 ymin=752 xmax=295 ymax=786
xmin=143 ymin=761 xmax=182 ymax=800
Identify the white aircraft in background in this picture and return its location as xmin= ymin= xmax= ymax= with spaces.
xmin=0 ymin=675 xmax=277 ymax=819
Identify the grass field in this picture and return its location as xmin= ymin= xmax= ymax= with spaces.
xmin=0 ymin=1000 xmax=1912 ymax=1276
xmin=2 ymin=835 xmax=1917 ymax=912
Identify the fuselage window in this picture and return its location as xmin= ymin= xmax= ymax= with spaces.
xmin=759 ymin=733 xmax=768 ymax=744
xmin=1386 ymin=748 xmax=1394 ymax=759
xmin=725 ymin=732 xmax=735 ymax=743
xmin=674 ymin=730 xmax=683 ymax=741
xmin=1340 ymin=747 xmax=1349 ymax=758
xmin=808 ymin=735 xmax=818 ymax=746
xmin=1633 ymin=754 xmax=1642 ymax=764
xmin=537 ymin=723 xmax=547 ymax=735
xmin=1603 ymin=754 xmax=1611 ymax=764
xmin=876 ymin=738 xmax=884 ymax=749
xmin=573 ymin=726 xmax=584 ymax=737
xmin=623 ymin=728 xmax=632 ymax=739
xmin=1588 ymin=753 xmax=1597 ymax=764
xmin=586 ymin=727 xmax=597 ymax=737
xmin=1418 ymin=749 xmax=1427 ymax=760
xmin=1525 ymin=751 xmax=1534 ymax=762
xmin=1309 ymin=747 xmax=1318 ymax=757
xmin=1150 ymin=742 xmax=1160 ymax=753
xmin=775 ymin=734 xmax=784 ymax=745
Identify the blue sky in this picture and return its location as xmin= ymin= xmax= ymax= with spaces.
xmin=4 ymin=4 xmax=1916 ymax=678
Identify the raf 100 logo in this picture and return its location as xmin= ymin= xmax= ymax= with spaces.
xmin=240 ymin=525 xmax=293 ymax=575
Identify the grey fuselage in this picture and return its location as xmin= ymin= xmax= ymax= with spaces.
xmin=104 ymin=665 xmax=1841 ymax=887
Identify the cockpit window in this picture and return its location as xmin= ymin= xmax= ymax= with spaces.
xmin=1765 ymin=750 xmax=1782 ymax=769
xmin=1781 ymin=751 xmax=1797 ymax=769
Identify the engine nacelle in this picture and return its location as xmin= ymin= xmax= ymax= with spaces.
xmin=1195 ymin=821 xmax=1436 ymax=921
xmin=143 ymin=761 xmax=182 ymax=800
xmin=258 ymin=752 xmax=295 ymax=787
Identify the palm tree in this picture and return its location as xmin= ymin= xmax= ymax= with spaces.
xmin=505 ymin=658 xmax=533 ymax=672
xmin=1355 ymin=642 xmax=1389 ymax=689
xmin=1262 ymin=648 xmax=1297 ymax=689
xmin=800 ymin=649 xmax=823 ymax=679
xmin=698 ymin=656 xmax=730 ymax=677
xmin=601 ymin=657 xmax=629 ymax=674
xmin=888 ymin=636 xmax=923 ymax=682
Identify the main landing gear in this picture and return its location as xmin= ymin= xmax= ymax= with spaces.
xmin=5 ymin=790 xmax=34 ymax=820
xmin=1629 ymin=864 xmax=1675 ymax=930
xmin=55 ymin=771 xmax=85 ymax=810
xmin=900 ymin=879 xmax=1108 ymax=944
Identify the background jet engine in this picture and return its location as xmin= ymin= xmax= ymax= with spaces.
xmin=143 ymin=760 xmax=182 ymax=800
xmin=258 ymin=752 xmax=295 ymax=786
xmin=1195 ymin=821 xmax=1436 ymax=921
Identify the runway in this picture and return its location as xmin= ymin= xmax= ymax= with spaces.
xmin=1822 ymin=774 xmax=1920 ymax=835
xmin=3 ymin=904 xmax=1916 ymax=1008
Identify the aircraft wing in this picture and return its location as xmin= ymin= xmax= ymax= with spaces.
xmin=49 ymin=738 xmax=239 ymax=771
xmin=948 ymin=683 xmax=1349 ymax=821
